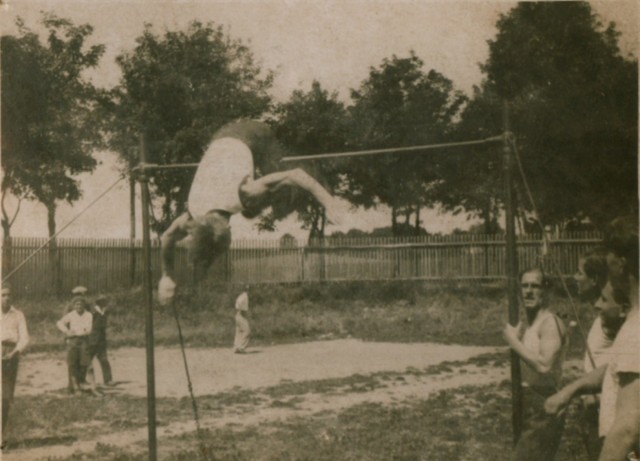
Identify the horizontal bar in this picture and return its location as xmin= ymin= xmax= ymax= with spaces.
xmin=133 ymin=162 xmax=199 ymax=172
xmin=280 ymin=135 xmax=503 ymax=163
xmin=133 ymin=135 xmax=503 ymax=171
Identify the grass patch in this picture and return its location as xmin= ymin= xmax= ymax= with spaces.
xmin=17 ymin=282 xmax=594 ymax=357
xmin=41 ymin=380 xmax=589 ymax=461
xmin=5 ymin=354 xmax=507 ymax=450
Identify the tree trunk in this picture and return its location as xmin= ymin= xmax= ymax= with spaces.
xmin=319 ymin=210 xmax=326 ymax=238
xmin=483 ymin=199 xmax=494 ymax=234
xmin=1 ymin=214 xmax=11 ymax=279
xmin=391 ymin=206 xmax=398 ymax=236
xmin=46 ymin=200 xmax=62 ymax=297
xmin=1 ymin=219 xmax=10 ymax=239
xmin=308 ymin=206 xmax=321 ymax=245
xmin=415 ymin=204 xmax=421 ymax=236
xmin=129 ymin=174 xmax=137 ymax=287
xmin=2 ymin=236 xmax=12 ymax=279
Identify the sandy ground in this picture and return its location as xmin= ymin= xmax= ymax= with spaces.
xmin=17 ymin=339 xmax=502 ymax=398
xmin=5 ymin=339 xmax=507 ymax=460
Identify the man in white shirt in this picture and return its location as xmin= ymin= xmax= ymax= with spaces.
xmin=56 ymin=296 xmax=93 ymax=392
xmin=233 ymin=288 xmax=251 ymax=354
xmin=574 ymin=248 xmax=626 ymax=460
xmin=2 ymin=285 xmax=29 ymax=442
xmin=545 ymin=215 xmax=639 ymax=461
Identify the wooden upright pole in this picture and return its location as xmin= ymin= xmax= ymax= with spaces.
xmin=139 ymin=132 xmax=158 ymax=461
xmin=503 ymin=102 xmax=523 ymax=444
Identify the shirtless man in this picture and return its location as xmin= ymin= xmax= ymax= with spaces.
xmin=503 ymin=267 xmax=568 ymax=461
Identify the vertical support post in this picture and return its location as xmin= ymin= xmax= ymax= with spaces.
xmin=138 ymin=132 xmax=158 ymax=461
xmin=130 ymin=149 xmax=138 ymax=287
xmin=503 ymin=102 xmax=522 ymax=444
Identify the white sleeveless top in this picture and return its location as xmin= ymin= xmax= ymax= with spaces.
xmin=188 ymin=138 xmax=254 ymax=218
xmin=521 ymin=310 xmax=567 ymax=389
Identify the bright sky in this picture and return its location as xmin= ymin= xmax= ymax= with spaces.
xmin=1 ymin=0 xmax=637 ymax=240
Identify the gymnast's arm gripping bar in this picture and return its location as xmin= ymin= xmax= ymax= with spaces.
xmin=132 ymin=135 xmax=504 ymax=171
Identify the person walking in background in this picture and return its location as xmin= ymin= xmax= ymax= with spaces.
xmin=1 ymin=285 xmax=29 ymax=444
xmin=503 ymin=267 xmax=568 ymax=461
xmin=233 ymin=288 xmax=251 ymax=354
xmin=87 ymin=296 xmax=114 ymax=387
xmin=56 ymin=295 xmax=93 ymax=393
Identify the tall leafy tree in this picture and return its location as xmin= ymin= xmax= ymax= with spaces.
xmin=435 ymin=82 xmax=504 ymax=233
xmin=482 ymin=2 xmax=637 ymax=227
xmin=111 ymin=21 xmax=273 ymax=232
xmin=269 ymin=81 xmax=350 ymax=240
xmin=1 ymin=14 xmax=105 ymax=238
xmin=346 ymin=52 xmax=466 ymax=235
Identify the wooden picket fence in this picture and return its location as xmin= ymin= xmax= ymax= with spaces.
xmin=2 ymin=232 xmax=603 ymax=296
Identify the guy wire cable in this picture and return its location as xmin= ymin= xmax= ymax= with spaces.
xmin=509 ymin=135 xmax=596 ymax=369
xmin=2 ymin=175 xmax=127 ymax=284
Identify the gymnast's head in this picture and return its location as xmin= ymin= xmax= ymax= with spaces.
xmin=187 ymin=211 xmax=232 ymax=280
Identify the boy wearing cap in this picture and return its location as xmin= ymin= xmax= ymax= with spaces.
xmin=233 ymin=289 xmax=251 ymax=354
xmin=56 ymin=295 xmax=93 ymax=392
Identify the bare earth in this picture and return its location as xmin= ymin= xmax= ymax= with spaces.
xmin=5 ymin=339 xmax=508 ymax=460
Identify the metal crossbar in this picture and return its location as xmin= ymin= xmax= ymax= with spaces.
xmin=280 ymin=135 xmax=503 ymax=162
xmin=132 ymin=135 xmax=503 ymax=171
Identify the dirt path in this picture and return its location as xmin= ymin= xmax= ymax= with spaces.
xmin=5 ymin=340 xmax=507 ymax=460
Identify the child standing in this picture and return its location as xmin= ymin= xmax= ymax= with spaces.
xmin=56 ymin=295 xmax=92 ymax=393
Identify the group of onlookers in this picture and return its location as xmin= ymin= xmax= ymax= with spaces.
xmin=505 ymin=215 xmax=639 ymax=461
xmin=1 ymin=284 xmax=114 ymax=446
xmin=56 ymin=286 xmax=114 ymax=393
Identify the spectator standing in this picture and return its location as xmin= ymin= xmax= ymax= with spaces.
xmin=233 ymin=289 xmax=251 ymax=354
xmin=597 ymin=216 xmax=639 ymax=460
xmin=544 ymin=216 xmax=639 ymax=461
xmin=56 ymin=295 xmax=92 ymax=393
xmin=1 ymin=285 xmax=29 ymax=443
xmin=575 ymin=249 xmax=626 ymax=460
xmin=503 ymin=268 xmax=568 ymax=461
xmin=87 ymin=296 xmax=113 ymax=386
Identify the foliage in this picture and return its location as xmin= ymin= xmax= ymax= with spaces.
xmin=435 ymin=82 xmax=504 ymax=233
xmin=1 ymin=14 xmax=105 ymax=237
xmin=269 ymin=81 xmax=351 ymax=239
xmin=480 ymin=2 xmax=638 ymax=227
xmin=111 ymin=21 xmax=273 ymax=232
xmin=346 ymin=52 xmax=467 ymax=234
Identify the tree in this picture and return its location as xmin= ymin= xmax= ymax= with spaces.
xmin=435 ymin=81 xmax=504 ymax=233
xmin=1 ymin=14 xmax=105 ymax=239
xmin=111 ymin=21 xmax=273 ymax=233
xmin=482 ymin=2 xmax=637 ymax=227
xmin=346 ymin=52 xmax=467 ymax=235
xmin=269 ymin=81 xmax=350 ymax=240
